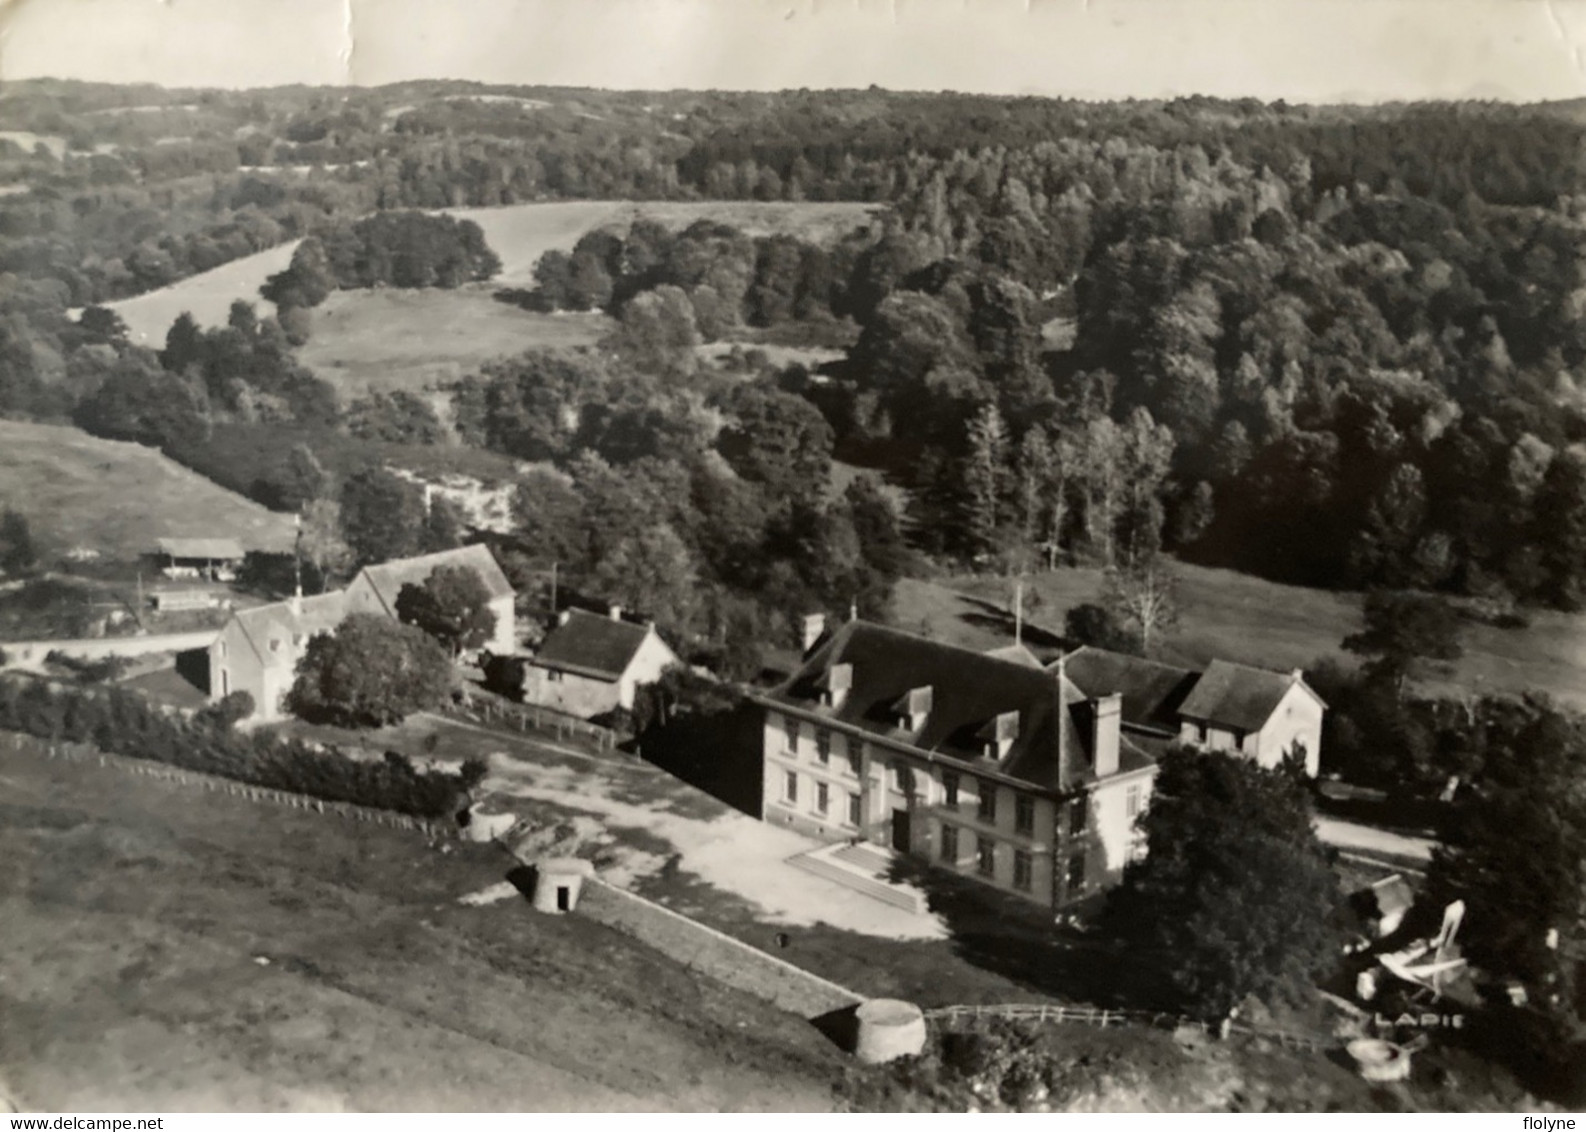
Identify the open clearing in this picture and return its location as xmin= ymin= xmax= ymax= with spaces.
xmin=297 ymin=289 xmax=610 ymax=395
xmin=900 ymin=564 xmax=1586 ymax=711
xmin=0 ymin=746 xmax=842 ymax=1111
xmin=0 ymin=420 xmax=298 ymax=561
xmin=103 ymin=200 xmax=881 ymax=351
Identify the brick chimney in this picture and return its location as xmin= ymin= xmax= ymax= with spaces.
xmin=1091 ymin=693 xmax=1122 ymax=778
xmin=801 ymin=612 xmax=827 ymax=653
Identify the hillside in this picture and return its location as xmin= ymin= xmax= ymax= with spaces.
xmin=900 ymin=563 xmax=1586 ymax=712
xmin=0 ymin=420 xmax=298 ymax=560
xmin=102 ymin=199 xmax=881 ymax=394
xmin=0 ymin=746 xmax=841 ymax=1111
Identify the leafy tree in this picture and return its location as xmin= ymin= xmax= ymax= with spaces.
xmin=286 ymin=613 xmax=453 ymax=727
xmin=298 ymin=498 xmax=354 ymax=588
xmin=0 ymin=509 xmax=39 ymax=576
xmin=1101 ymin=558 xmax=1180 ymax=656
xmin=963 ymin=401 xmax=1010 ymax=556
xmin=591 ymin=522 xmax=699 ymax=633
xmin=196 ymin=690 xmax=256 ymax=731
xmin=716 ymin=384 xmax=834 ymax=502
xmin=395 ymin=564 xmax=499 ymax=658
xmin=1424 ymin=698 xmax=1586 ymax=989
xmin=1343 ymin=590 xmax=1463 ymax=694
xmin=1064 ymin=602 xmax=1143 ymax=655
xmin=77 ymin=305 xmax=128 ymax=344
xmin=1106 ymin=747 xmax=1346 ymax=1019
xmin=339 ymin=467 xmax=426 ymax=567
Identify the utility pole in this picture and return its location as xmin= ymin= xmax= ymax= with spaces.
xmin=549 ymin=561 xmax=558 ymax=618
xmin=1014 ymin=577 xmax=1024 ymax=645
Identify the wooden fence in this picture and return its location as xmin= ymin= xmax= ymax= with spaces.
xmin=926 ymin=1002 xmax=1332 ymax=1052
xmin=442 ymin=696 xmax=621 ymax=752
xmin=3 ymin=730 xmax=448 ymax=840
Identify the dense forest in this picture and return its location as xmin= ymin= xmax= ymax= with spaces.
xmin=3 ymin=79 xmax=1586 ymax=650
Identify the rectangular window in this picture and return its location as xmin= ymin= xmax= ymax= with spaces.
xmin=1067 ymin=793 xmax=1088 ymax=837
xmin=816 ymin=782 xmax=829 ymax=815
xmin=547 ymin=669 xmax=563 ymax=683
xmin=784 ymin=771 xmax=798 ymax=804
xmin=847 ymin=743 xmax=862 ymax=777
xmin=816 ymin=729 xmax=831 ymax=765
xmin=780 ymin=719 xmax=795 ymax=755
xmin=940 ymin=824 xmax=959 ymax=863
xmin=1129 ymin=828 xmax=1148 ymax=864
xmin=1067 ymin=850 xmax=1087 ymax=891
xmin=848 ymin=792 xmax=862 ymax=827
xmin=895 ymin=765 xmax=915 ymax=794
xmin=1014 ymin=850 xmax=1033 ymax=892
xmin=978 ymin=783 xmax=997 ymax=824
xmin=1125 ymin=783 xmax=1143 ymax=818
xmin=943 ymin=771 xmax=960 ymax=807
xmin=1015 ymin=795 xmax=1035 ymax=836
xmin=977 ymin=836 xmax=996 ymax=877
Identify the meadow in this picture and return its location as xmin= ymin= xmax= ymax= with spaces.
xmin=0 ymin=419 xmax=298 ymax=561
xmin=102 ymin=199 xmax=881 ymax=393
xmin=0 ymin=744 xmax=841 ymax=1111
xmin=903 ymin=563 xmax=1586 ymax=711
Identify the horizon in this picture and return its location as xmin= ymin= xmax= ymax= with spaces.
xmin=2 ymin=0 xmax=1584 ymax=105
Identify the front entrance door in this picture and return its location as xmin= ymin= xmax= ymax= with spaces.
xmin=891 ymin=808 xmax=910 ymax=853
xmin=556 ymin=885 xmax=571 ymax=912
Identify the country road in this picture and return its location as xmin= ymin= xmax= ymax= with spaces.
xmin=1314 ymin=816 xmax=1434 ymax=865
xmin=0 ymin=630 xmax=219 ymax=669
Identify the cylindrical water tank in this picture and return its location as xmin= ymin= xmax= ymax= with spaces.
xmin=532 ymin=858 xmax=595 ymax=914
xmin=853 ymin=999 xmax=926 ymax=1064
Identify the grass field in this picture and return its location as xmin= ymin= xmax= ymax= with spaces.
xmin=901 ymin=562 xmax=1586 ymax=711
xmin=296 ymin=288 xmax=611 ymax=395
xmin=103 ymin=200 xmax=881 ymax=353
xmin=0 ymin=420 xmax=298 ymax=561
xmin=0 ymin=745 xmax=843 ymax=1111
xmin=104 ymin=240 xmax=301 ymax=347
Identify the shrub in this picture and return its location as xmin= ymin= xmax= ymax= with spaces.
xmin=0 ymin=673 xmax=472 ymax=819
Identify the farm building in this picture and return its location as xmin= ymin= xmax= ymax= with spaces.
xmin=154 ymin=537 xmax=245 ymax=581
xmin=750 ymin=616 xmax=1158 ymax=910
xmin=209 ymin=590 xmax=348 ymax=720
xmin=1061 ymin=647 xmax=1326 ymax=777
xmin=344 ymin=544 xmax=517 ymax=656
xmin=207 ymin=543 xmax=516 ymax=720
xmin=518 ymin=607 xmax=679 ymax=719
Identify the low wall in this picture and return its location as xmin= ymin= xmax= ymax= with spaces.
xmin=577 ymin=878 xmax=861 ymax=1019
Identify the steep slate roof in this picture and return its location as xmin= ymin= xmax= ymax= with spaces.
xmin=764 ymin=620 xmax=1153 ymax=794
xmin=230 ymin=590 xmax=348 ymax=666
xmin=983 ymin=642 xmax=1043 ymax=667
xmin=355 ymin=544 xmax=514 ymax=613
xmin=532 ymin=609 xmax=653 ymax=682
xmin=1061 ymin=647 xmax=1200 ymax=734
xmin=1177 ymin=658 xmax=1309 ymax=731
xmin=157 ymin=537 xmax=245 ymax=561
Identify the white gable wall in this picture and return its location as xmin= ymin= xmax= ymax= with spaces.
xmin=1252 ymin=682 xmax=1324 ymax=776
xmin=616 ymin=628 xmax=679 ymax=709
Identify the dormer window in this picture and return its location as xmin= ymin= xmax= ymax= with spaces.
xmin=893 ymin=685 xmax=933 ymax=732
xmin=819 ymin=663 xmax=853 ymax=709
xmin=977 ymin=710 xmax=1021 ymax=761
xmin=269 ymin=638 xmax=282 ymax=654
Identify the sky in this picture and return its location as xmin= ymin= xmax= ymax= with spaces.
xmin=2 ymin=0 xmax=1585 ymax=103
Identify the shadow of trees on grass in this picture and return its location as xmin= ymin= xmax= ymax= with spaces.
xmin=884 ymin=855 xmax=1177 ymax=1011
